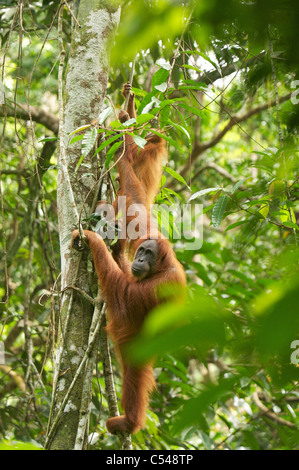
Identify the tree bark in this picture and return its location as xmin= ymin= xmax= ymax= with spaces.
xmin=46 ymin=0 xmax=120 ymax=450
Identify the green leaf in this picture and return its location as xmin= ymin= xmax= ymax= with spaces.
xmin=283 ymin=221 xmax=299 ymax=230
xmin=232 ymin=177 xmax=250 ymax=193
xmin=151 ymin=68 xmax=169 ymax=90
xmin=228 ymin=269 xmax=260 ymax=290
xmin=69 ymin=124 xmax=91 ymax=136
xmin=168 ymin=120 xmax=191 ymax=141
xmin=224 ymin=219 xmax=249 ymax=232
xmin=155 ymin=82 xmax=167 ymax=92
xmin=178 ymin=79 xmax=208 ymax=92
xmin=178 ymin=102 xmax=203 ymax=118
xmin=188 ymin=187 xmax=223 ymax=202
xmin=212 ymin=195 xmax=229 ymax=229
xmin=157 ymin=98 xmax=186 ymax=110
xmin=163 ymin=166 xmax=190 ymax=189
xmin=123 ymin=118 xmax=137 ymax=127
xmin=98 ymin=106 xmax=112 ymax=125
xmin=93 ymin=133 xmax=121 ymax=157
xmin=259 ymin=204 xmax=269 ymax=218
xmin=133 ymin=134 xmax=148 ymax=149
xmin=181 ymin=64 xmax=201 ymax=71
xmin=252 ymin=277 xmax=299 ymax=385
xmin=38 ymin=136 xmax=58 ymax=142
xmin=75 ymin=133 xmax=97 ymax=174
xmin=69 ymin=134 xmax=84 ymax=146
xmin=173 ymin=378 xmax=235 ymax=434
xmin=192 ymin=262 xmax=212 ymax=286
xmin=127 ymin=287 xmax=229 ymax=364
xmin=182 ymin=79 xmax=208 ymax=89
xmin=247 ymin=198 xmax=270 ymax=207
xmin=150 ymin=130 xmax=181 ymax=150
xmin=141 ymin=96 xmax=161 ymax=114
xmin=105 ymin=141 xmax=123 ymax=168
xmin=159 ymin=105 xmax=171 ymax=127
xmin=136 ymin=113 xmax=155 ymax=125
xmin=75 ymin=154 xmax=85 ymax=174
xmin=279 ymin=207 xmax=289 ymax=223
xmin=82 ymin=127 xmax=97 ymax=158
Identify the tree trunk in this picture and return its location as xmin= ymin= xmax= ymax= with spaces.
xmin=45 ymin=0 xmax=120 ymax=450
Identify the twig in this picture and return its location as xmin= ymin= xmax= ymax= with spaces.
xmin=64 ymin=0 xmax=81 ymax=28
xmin=196 ymin=52 xmax=266 ymax=86
xmin=0 ymin=364 xmax=26 ymax=393
xmin=176 ymin=162 xmax=242 ymax=193
xmin=1 ymin=101 xmax=59 ymax=134
xmin=61 ymin=285 xmax=96 ymax=306
xmin=24 ymin=231 xmax=35 ymax=390
xmin=177 ymin=92 xmax=292 ymax=181
xmin=252 ymin=391 xmax=296 ymax=429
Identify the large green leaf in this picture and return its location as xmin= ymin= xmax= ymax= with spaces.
xmin=172 ymin=378 xmax=236 ymax=434
xmin=188 ymin=187 xmax=223 ymax=202
xmin=164 ymin=166 xmax=190 ymax=189
xmin=126 ymin=287 xmax=230 ymax=364
xmin=133 ymin=134 xmax=148 ymax=149
xmin=81 ymin=127 xmax=97 ymax=158
xmin=212 ymin=195 xmax=229 ymax=229
xmin=105 ymin=141 xmax=123 ymax=168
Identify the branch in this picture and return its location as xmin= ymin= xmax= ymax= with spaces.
xmin=0 ymin=169 xmax=31 ymax=177
xmin=178 ymin=162 xmax=242 ymax=193
xmin=0 ymin=364 xmax=26 ymax=393
xmin=252 ymin=391 xmax=296 ymax=428
xmin=62 ymin=285 xmax=95 ymax=306
xmin=0 ymin=102 xmax=59 ymax=134
xmin=178 ymin=92 xmax=292 ymax=181
xmin=196 ymin=52 xmax=266 ymax=86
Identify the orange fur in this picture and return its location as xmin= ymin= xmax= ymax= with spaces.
xmin=73 ymin=85 xmax=185 ymax=435
xmin=71 ymin=229 xmax=186 ymax=434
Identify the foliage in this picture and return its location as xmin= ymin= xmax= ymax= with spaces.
xmin=0 ymin=0 xmax=298 ymax=450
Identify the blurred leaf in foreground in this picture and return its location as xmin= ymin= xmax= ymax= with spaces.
xmin=251 ymin=274 xmax=299 ymax=385
xmin=126 ymin=286 xmax=230 ymax=364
